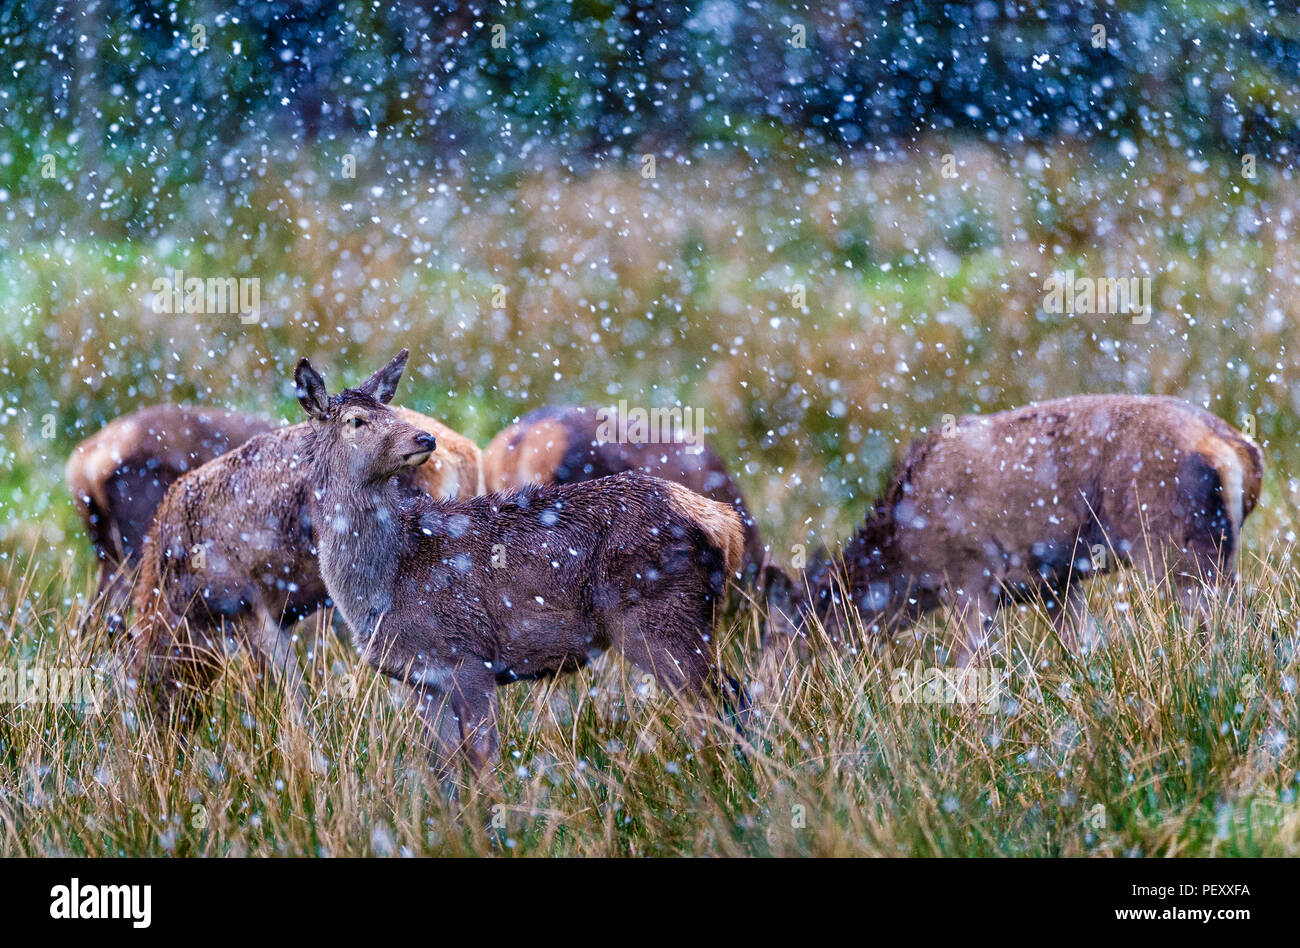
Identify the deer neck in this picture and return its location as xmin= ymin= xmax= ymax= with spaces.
xmin=835 ymin=506 xmax=905 ymax=618
xmin=312 ymin=475 xmax=406 ymax=645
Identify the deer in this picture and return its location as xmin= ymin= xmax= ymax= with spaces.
xmin=767 ymin=395 xmax=1263 ymax=667
xmin=66 ymin=405 xmax=275 ymax=630
xmin=295 ymin=351 xmax=748 ymax=774
xmin=483 ymin=403 xmax=767 ymax=583
xmin=125 ymin=387 xmax=482 ymax=726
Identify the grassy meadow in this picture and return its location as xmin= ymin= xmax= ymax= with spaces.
xmin=1 ymin=139 xmax=1298 ymax=855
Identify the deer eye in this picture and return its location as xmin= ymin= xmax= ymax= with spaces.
xmin=346 ymin=416 xmax=366 ymax=429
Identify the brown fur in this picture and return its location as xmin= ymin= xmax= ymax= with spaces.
xmin=774 ymin=395 xmax=1263 ymax=664
xmin=483 ymin=404 xmax=764 ymax=579
xmin=393 ymin=405 xmax=484 ymax=498
xmin=65 ymin=405 xmax=274 ymax=625
xmin=660 ymin=482 xmax=745 ymax=576
xmin=125 ymin=398 xmax=480 ymax=723
xmin=482 ymin=417 xmax=570 ymax=491
xmin=297 ymin=354 xmax=747 ymax=774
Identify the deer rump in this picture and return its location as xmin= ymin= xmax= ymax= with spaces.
xmin=134 ymin=425 xmax=326 ymax=633
xmin=482 ymin=404 xmax=765 ymax=580
xmin=65 ymin=405 xmax=275 ymax=620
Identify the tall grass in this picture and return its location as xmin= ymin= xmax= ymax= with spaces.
xmin=1 ymin=140 xmax=1297 ymax=855
xmin=2 ymin=510 xmax=1298 ymax=856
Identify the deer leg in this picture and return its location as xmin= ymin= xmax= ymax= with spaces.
xmin=1214 ymin=569 xmax=1258 ymax=634
xmin=129 ymin=615 xmax=222 ymax=730
xmin=245 ymin=608 xmax=309 ymax=716
xmin=89 ymin=534 xmax=118 ymax=606
xmin=411 ymin=665 xmax=499 ymax=777
xmin=356 ymin=631 xmax=497 ymax=776
xmin=1165 ymin=531 xmax=1231 ymax=647
xmin=1050 ymin=582 xmax=1103 ymax=655
xmin=1173 ymin=577 xmax=1219 ymax=651
xmin=609 ymin=604 xmax=709 ymax=697
xmin=78 ymin=562 xmax=132 ymax=640
xmin=610 ymin=602 xmax=748 ymax=738
xmin=452 ymin=669 xmax=499 ymax=774
xmin=102 ymin=566 xmax=137 ymax=631
xmin=410 ymin=686 xmax=463 ymax=776
xmin=951 ymin=588 xmax=998 ymax=668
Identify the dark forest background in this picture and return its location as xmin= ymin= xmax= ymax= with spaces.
xmin=3 ymin=1 xmax=1296 ymax=241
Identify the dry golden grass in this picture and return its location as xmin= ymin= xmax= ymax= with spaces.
xmin=2 ymin=508 xmax=1298 ymax=857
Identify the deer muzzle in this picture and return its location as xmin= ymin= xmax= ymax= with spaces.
xmin=401 ymin=432 xmax=437 ymax=467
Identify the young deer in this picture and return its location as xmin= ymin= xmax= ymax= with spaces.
xmin=66 ymin=405 xmax=274 ymax=627
xmin=482 ymin=404 xmax=766 ymax=581
xmin=295 ymin=351 xmax=747 ymax=773
xmin=126 ymin=389 xmax=482 ymax=724
xmin=770 ymin=395 xmax=1263 ymax=665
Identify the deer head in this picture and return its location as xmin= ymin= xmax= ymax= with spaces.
xmin=294 ymin=349 xmax=436 ymax=487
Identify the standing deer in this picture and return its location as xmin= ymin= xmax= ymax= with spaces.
xmin=126 ymin=385 xmax=482 ymax=724
xmin=295 ymin=351 xmax=747 ymax=773
xmin=66 ymin=406 xmax=274 ymax=628
xmin=769 ymin=395 xmax=1262 ymax=665
xmin=483 ymin=404 xmax=766 ymax=581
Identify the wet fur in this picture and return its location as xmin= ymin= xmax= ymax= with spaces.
xmin=775 ymin=395 xmax=1263 ymax=663
xmin=300 ymin=357 xmax=747 ymax=774
xmin=125 ymin=403 xmax=479 ymax=722
xmin=65 ymin=405 xmax=274 ymax=625
xmin=483 ymin=404 xmax=764 ymax=580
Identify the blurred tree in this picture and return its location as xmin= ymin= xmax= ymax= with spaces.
xmin=1 ymin=0 xmax=1296 ymax=239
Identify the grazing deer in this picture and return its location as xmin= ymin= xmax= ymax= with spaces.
xmin=296 ymin=351 xmax=747 ymax=773
xmin=483 ymin=404 xmax=766 ymax=581
xmin=66 ymin=406 xmax=274 ymax=628
xmin=769 ymin=395 xmax=1262 ymax=665
xmin=126 ymin=389 xmax=481 ymax=724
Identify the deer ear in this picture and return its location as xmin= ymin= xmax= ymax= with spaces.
xmin=357 ymin=348 xmax=408 ymax=404
xmin=294 ymin=358 xmax=330 ymax=419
